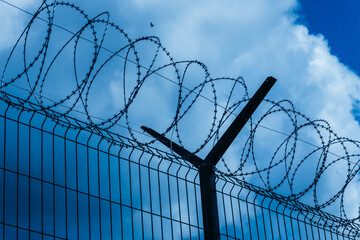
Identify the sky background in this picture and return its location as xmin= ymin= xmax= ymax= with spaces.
xmin=1 ymin=0 xmax=360 ymax=220
xmin=297 ymin=0 xmax=360 ymax=75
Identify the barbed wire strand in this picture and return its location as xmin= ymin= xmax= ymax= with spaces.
xmin=0 ymin=0 xmax=346 ymax=160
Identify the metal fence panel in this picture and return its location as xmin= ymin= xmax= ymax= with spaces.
xmin=1 ymin=93 xmax=360 ymax=240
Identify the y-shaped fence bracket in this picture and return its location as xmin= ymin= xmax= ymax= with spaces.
xmin=141 ymin=76 xmax=276 ymax=240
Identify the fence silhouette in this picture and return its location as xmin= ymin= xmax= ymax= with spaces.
xmin=1 ymin=0 xmax=360 ymax=239
xmin=1 ymin=91 xmax=359 ymax=240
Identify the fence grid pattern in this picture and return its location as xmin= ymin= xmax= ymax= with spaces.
xmin=1 ymin=92 xmax=360 ymax=240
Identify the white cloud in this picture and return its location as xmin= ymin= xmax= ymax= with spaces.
xmin=141 ymin=0 xmax=360 ymax=140
xmin=121 ymin=1 xmax=360 ymax=140
xmin=122 ymin=0 xmax=360 ymax=217
xmin=0 ymin=0 xmax=39 ymax=51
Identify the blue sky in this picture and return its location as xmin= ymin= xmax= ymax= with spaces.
xmin=296 ymin=0 xmax=360 ymax=123
xmin=297 ymin=0 xmax=360 ymax=75
xmin=1 ymin=0 xmax=360 ymax=220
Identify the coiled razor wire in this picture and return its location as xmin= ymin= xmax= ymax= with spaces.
xmin=1 ymin=0 xmax=360 ymax=223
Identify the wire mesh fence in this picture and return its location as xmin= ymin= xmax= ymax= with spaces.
xmin=1 ymin=92 xmax=360 ymax=240
xmin=1 ymin=1 xmax=360 ymax=239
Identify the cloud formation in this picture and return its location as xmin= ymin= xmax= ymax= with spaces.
xmin=0 ymin=0 xmax=39 ymax=51
xmin=136 ymin=0 xmax=360 ymax=137
xmin=119 ymin=0 xmax=360 ymax=217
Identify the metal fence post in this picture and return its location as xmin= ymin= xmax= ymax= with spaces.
xmin=142 ymin=77 xmax=276 ymax=239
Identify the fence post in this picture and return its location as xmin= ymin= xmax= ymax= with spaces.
xmin=199 ymin=166 xmax=220 ymax=239
xmin=142 ymin=77 xmax=276 ymax=239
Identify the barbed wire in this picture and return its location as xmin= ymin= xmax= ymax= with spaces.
xmin=1 ymin=0 xmax=360 ymax=223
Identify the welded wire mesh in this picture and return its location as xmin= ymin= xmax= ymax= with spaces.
xmin=1 ymin=92 xmax=359 ymax=240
